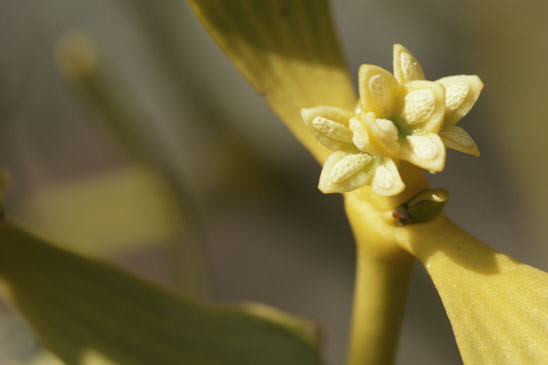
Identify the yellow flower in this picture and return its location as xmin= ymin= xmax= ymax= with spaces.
xmin=354 ymin=44 xmax=483 ymax=170
xmin=302 ymin=44 xmax=483 ymax=196
xmin=301 ymin=106 xmax=405 ymax=196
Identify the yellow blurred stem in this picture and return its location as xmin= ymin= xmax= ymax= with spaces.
xmin=56 ymin=34 xmax=210 ymax=299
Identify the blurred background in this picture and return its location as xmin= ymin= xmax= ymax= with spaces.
xmin=0 ymin=0 xmax=547 ymax=364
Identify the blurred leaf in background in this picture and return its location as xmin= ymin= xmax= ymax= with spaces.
xmin=0 ymin=223 xmax=320 ymax=365
xmin=15 ymin=166 xmax=178 ymax=257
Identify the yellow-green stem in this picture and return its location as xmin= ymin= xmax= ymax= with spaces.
xmin=344 ymin=165 xmax=427 ymax=365
xmin=347 ymin=246 xmax=414 ymax=365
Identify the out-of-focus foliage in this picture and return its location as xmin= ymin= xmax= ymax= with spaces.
xmin=55 ymin=31 xmax=212 ymax=298
xmin=15 ymin=166 xmax=178 ymax=256
xmin=0 ymin=223 xmax=320 ymax=365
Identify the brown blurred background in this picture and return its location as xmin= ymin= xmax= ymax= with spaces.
xmin=0 ymin=0 xmax=547 ymax=364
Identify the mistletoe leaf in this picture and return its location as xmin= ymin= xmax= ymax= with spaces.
xmin=187 ymin=0 xmax=356 ymax=163
xmin=0 ymin=222 xmax=320 ymax=365
xmin=405 ymin=217 xmax=548 ymax=364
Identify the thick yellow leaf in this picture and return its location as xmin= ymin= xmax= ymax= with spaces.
xmin=0 ymin=222 xmax=320 ymax=365
xmin=187 ymin=0 xmax=356 ymax=163
xmin=400 ymin=217 xmax=548 ymax=364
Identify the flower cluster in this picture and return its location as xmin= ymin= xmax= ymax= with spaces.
xmin=301 ymin=44 xmax=483 ymax=196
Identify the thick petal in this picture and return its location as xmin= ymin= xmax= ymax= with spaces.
xmin=400 ymin=80 xmax=446 ymax=134
xmin=349 ymin=116 xmax=372 ymax=152
xmin=318 ymin=151 xmax=375 ymax=193
xmin=404 ymin=133 xmax=446 ymax=172
xmin=441 ymin=126 xmax=480 ymax=156
xmin=301 ymin=106 xmax=356 ymax=151
xmin=359 ymin=65 xmax=399 ymax=119
xmin=437 ymin=75 xmax=484 ymax=127
xmin=393 ymin=44 xmax=425 ymax=84
xmin=362 ymin=112 xmax=401 ymax=157
xmin=371 ymin=158 xmax=405 ymax=196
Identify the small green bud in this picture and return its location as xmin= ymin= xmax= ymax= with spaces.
xmin=394 ymin=188 xmax=449 ymax=225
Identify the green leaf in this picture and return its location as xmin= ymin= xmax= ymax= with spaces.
xmin=0 ymin=222 xmax=320 ymax=365
xmin=187 ymin=0 xmax=356 ymax=163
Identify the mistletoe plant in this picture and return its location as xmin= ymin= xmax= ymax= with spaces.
xmin=0 ymin=1 xmax=546 ymax=365
xmin=186 ymin=1 xmax=548 ymax=364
